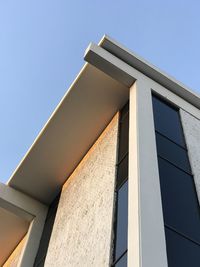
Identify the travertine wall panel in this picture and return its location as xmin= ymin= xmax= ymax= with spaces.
xmin=180 ymin=109 xmax=200 ymax=201
xmin=44 ymin=114 xmax=119 ymax=267
xmin=3 ymin=236 xmax=26 ymax=267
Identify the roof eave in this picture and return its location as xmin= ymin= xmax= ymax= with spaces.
xmin=99 ymin=35 xmax=200 ymax=109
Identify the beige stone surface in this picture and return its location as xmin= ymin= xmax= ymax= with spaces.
xmin=180 ymin=109 xmax=200 ymax=201
xmin=3 ymin=235 xmax=26 ymax=267
xmin=44 ymin=114 xmax=119 ymax=267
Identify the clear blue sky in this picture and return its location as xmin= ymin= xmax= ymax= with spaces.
xmin=1 ymin=0 xmax=200 ymax=183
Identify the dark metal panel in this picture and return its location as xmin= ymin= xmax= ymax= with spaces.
xmin=112 ymin=102 xmax=129 ymax=266
xmin=152 ymin=94 xmax=200 ymax=266
xmin=156 ymin=132 xmax=191 ymax=173
xmin=114 ymin=252 xmax=127 ymax=267
xmin=165 ymin=227 xmax=200 ymax=267
xmin=115 ymin=181 xmax=128 ymax=260
xmin=158 ymin=158 xmax=200 ymax=244
xmin=152 ymin=96 xmax=186 ymax=147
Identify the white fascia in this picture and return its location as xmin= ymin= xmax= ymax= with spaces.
xmin=99 ymin=35 xmax=200 ymax=109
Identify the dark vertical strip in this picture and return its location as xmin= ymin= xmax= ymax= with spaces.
xmin=34 ymin=193 xmax=61 ymax=267
xmin=152 ymin=94 xmax=200 ymax=267
xmin=112 ymin=102 xmax=129 ymax=267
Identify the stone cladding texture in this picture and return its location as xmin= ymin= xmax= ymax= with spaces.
xmin=180 ymin=109 xmax=200 ymax=202
xmin=44 ymin=114 xmax=119 ymax=267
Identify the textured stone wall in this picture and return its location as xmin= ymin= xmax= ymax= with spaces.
xmin=44 ymin=114 xmax=119 ymax=267
xmin=180 ymin=109 xmax=200 ymax=201
xmin=3 ymin=236 xmax=26 ymax=267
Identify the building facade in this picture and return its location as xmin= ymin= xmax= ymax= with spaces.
xmin=1 ymin=36 xmax=200 ymax=267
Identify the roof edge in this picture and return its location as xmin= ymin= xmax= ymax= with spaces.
xmin=99 ymin=35 xmax=200 ymax=110
xmin=7 ymin=63 xmax=89 ymax=185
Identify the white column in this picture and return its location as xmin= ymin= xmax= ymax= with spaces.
xmin=128 ymin=80 xmax=168 ymax=267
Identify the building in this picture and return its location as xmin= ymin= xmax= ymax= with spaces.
xmin=1 ymin=35 xmax=200 ymax=267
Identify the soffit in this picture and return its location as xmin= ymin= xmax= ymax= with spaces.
xmin=0 ymin=207 xmax=29 ymax=265
xmin=8 ymin=64 xmax=129 ymax=204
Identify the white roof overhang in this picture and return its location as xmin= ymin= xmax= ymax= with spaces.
xmin=7 ymin=35 xmax=200 ymax=206
xmin=8 ymin=63 xmax=129 ymax=204
xmin=99 ymin=35 xmax=200 ymax=109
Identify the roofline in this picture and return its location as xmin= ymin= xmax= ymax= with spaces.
xmin=98 ymin=35 xmax=200 ymax=109
xmin=6 ymin=35 xmax=200 ymax=204
xmin=7 ymin=63 xmax=88 ymax=186
xmin=8 ymin=62 xmax=128 ymax=203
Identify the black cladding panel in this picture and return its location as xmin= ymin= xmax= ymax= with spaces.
xmin=152 ymin=96 xmax=185 ymax=147
xmin=152 ymin=94 xmax=200 ymax=267
xmin=165 ymin=227 xmax=200 ymax=267
xmin=158 ymin=158 xmax=200 ymax=244
xmin=156 ymin=132 xmax=191 ymax=173
xmin=115 ymin=181 xmax=128 ymax=260
xmin=115 ymin=253 xmax=127 ymax=267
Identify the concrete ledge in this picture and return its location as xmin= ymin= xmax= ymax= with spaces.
xmin=0 ymin=183 xmax=47 ymax=266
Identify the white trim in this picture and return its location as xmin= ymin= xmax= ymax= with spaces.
xmin=84 ymin=43 xmax=135 ymax=87
xmin=129 ymin=80 xmax=168 ymax=267
xmin=100 ymin=35 xmax=200 ymax=110
xmin=85 ymin=42 xmax=200 ymax=120
xmin=128 ymin=82 xmax=140 ymax=267
xmin=0 ymin=183 xmax=47 ymax=218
